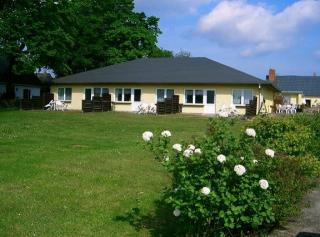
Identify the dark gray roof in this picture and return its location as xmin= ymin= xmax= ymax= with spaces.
xmin=276 ymin=76 xmax=320 ymax=97
xmin=53 ymin=57 xmax=274 ymax=87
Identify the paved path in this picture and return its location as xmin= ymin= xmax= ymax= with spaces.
xmin=270 ymin=185 xmax=320 ymax=237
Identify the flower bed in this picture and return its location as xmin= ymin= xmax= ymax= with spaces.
xmin=142 ymin=116 xmax=320 ymax=236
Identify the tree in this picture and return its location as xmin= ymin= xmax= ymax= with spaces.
xmin=175 ymin=49 xmax=192 ymax=58
xmin=0 ymin=0 xmax=170 ymax=91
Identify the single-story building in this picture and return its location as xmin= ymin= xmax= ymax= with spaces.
xmin=51 ymin=57 xmax=279 ymax=115
xmin=0 ymin=77 xmax=42 ymax=100
xmin=0 ymin=58 xmax=42 ymax=99
xmin=13 ymin=77 xmax=42 ymax=100
xmin=267 ymin=69 xmax=320 ymax=107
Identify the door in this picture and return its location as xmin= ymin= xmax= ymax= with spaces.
xmin=204 ymin=90 xmax=215 ymax=114
xmin=132 ymin=89 xmax=142 ymax=112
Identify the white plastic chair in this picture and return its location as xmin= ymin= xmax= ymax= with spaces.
xmin=285 ymin=104 xmax=292 ymax=114
xmin=55 ymin=100 xmax=65 ymax=111
xmin=290 ymin=104 xmax=297 ymax=114
xmin=44 ymin=100 xmax=54 ymax=111
xmin=229 ymin=103 xmax=237 ymax=115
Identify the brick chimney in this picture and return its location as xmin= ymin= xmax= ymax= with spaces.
xmin=267 ymin=69 xmax=276 ymax=81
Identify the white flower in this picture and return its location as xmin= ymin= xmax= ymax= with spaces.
xmin=218 ymin=111 xmax=229 ymax=118
xmin=217 ymin=154 xmax=226 ymax=163
xmin=253 ymin=159 xmax=258 ymax=164
xmin=183 ymin=149 xmax=193 ymax=158
xmin=245 ymin=128 xmax=256 ymax=137
xmin=164 ymin=156 xmax=170 ymax=162
xmin=161 ymin=130 xmax=172 ymax=138
xmin=200 ymin=187 xmax=211 ymax=195
xmin=173 ymin=144 xmax=182 ymax=152
xmin=142 ymin=131 xmax=153 ymax=142
xmin=187 ymin=144 xmax=195 ymax=150
xmin=265 ymin=149 xmax=275 ymax=158
xmin=194 ymin=148 xmax=202 ymax=155
xmin=259 ymin=179 xmax=269 ymax=190
xmin=240 ymin=156 xmax=245 ymax=161
xmin=234 ymin=164 xmax=246 ymax=176
xmin=173 ymin=208 xmax=181 ymax=217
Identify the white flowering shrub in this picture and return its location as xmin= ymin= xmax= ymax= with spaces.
xmin=141 ymin=117 xmax=320 ymax=235
xmin=143 ymin=118 xmax=277 ymax=236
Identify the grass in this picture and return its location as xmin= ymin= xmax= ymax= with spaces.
xmin=0 ymin=111 xmax=212 ymax=237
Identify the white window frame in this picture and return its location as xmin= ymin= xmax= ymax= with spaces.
xmin=133 ymin=88 xmax=142 ymax=102
xmin=206 ymin=89 xmax=215 ymax=104
xmin=115 ymin=88 xmax=132 ymax=102
xmin=232 ymin=89 xmax=253 ymax=106
xmin=83 ymin=87 xmax=109 ymax=100
xmin=156 ymin=88 xmax=175 ymax=102
xmin=58 ymin=88 xmax=72 ymax=101
xmin=184 ymin=89 xmax=205 ymax=105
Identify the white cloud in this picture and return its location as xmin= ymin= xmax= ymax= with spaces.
xmin=197 ymin=0 xmax=320 ymax=56
xmin=135 ymin=0 xmax=213 ymax=15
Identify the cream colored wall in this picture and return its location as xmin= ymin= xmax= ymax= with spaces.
xmin=281 ymin=92 xmax=300 ymax=105
xmin=280 ymin=93 xmax=320 ymax=106
xmin=304 ymin=96 xmax=320 ymax=107
xmin=51 ymin=84 xmax=275 ymax=115
xmin=260 ymin=87 xmax=275 ymax=113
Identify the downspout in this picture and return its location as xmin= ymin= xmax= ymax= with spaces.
xmin=258 ymin=84 xmax=261 ymax=115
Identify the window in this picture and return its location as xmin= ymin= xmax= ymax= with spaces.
xmin=23 ymin=89 xmax=31 ymax=100
xmin=185 ymin=90 xmax=193 ymax=104
xmin=283 ymin=96 xmax=291 ymax=105
xmin=85 ymin=87 xmax=109 ymax=99
xmin=58 ymin=88 xmax=72 ymax=101
xmin=116 ymin=88 xmax=123 ymax=102
xmin=166 ymin=89 xmax=174 ymax=99
xmin=195 ymin=90 xmax=203 ymax=104
xmin=115 ymin=88 xmax=132 ymax=102
xmin=244 ymin=90 xmax=253 ymax=105
xmin=124 ymin=88 xmax=131 ymax=102
xmin=85 ymin=88 xmax=92 ymax=100
xmin=102 ymin=88 xmax=109 ymax=97
xmin=233 ymin=89 xmax=253 ymax=105
xmin=185 ymin=89 xmax=204 ymax=104
xmin=157 ymin=89 xmax=175 ymax=102
xmin=134 ymin=89 xmax=141 ymax=102
xmin=94 ymin=88 xmax=101 ymax=97
xmin=157 ymin=89 xmax=165 ymax=102
xmin=233 ymin=90 xmax=242 ymax=105
xmin=207 ymin=90 xmax=215 ymax=104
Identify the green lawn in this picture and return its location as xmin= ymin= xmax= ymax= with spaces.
xmin=0 ymin=111 xmax=210 ymax=237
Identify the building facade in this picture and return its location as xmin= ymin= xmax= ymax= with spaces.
xmin=267 ymin=69 xmax=320 ymax=107
xmin=51 ymin=58 xmax=278 ymax=115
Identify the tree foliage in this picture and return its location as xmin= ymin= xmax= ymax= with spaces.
xmin=175 ymin=49 xmax=191 ymax=58
xmin=0 ymin=0 xmax=172 ymax=78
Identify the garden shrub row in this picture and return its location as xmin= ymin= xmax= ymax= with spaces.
xmin=142 ymin=114 xmax=320 ymax=236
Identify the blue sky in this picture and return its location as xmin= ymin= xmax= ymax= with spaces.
xmin=135 ymin=0 xmax=320 ymax=79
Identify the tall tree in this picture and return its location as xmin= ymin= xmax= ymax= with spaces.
xmin=0 ymin=0 xmax=171 ymax=85
xmin=175 ymin=50 xmax=192 ymax=58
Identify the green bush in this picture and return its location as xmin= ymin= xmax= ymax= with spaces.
xmin=293 ymin=113 xmax=320 ymax=158
xmin=252 ymin=116 xmax=312 ymax=156
xmin=143 ymin=119 xmax=277 ymax=236
xmin=268 ymin=154 xmax=320 ymax=219
xmin=142 ymin=116 xmax=320 ymax=236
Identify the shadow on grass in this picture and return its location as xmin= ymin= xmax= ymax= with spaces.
xmin=114 ymin=199 xmax=181 ymax=237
